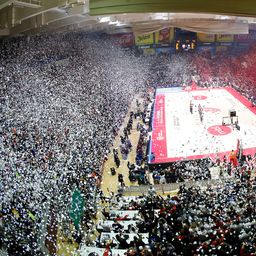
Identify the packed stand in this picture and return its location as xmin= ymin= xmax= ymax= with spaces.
xmin=0 ymin=32 xmax=151 ymax=255
xmin=81 ymin=176 xmax=256 ymax=256
xmin=192 ymin=46 xmax=256 ymax=105
xmin=150 ymin=159 xmax=212 ymax=184
xmin=145 ymin=53 xmax=195 ymax=88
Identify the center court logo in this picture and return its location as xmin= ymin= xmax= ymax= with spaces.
xmin=207 ymin=125 xmax=232 ymax=136
xmin=193 ymin=95 xmax=207 ymax=100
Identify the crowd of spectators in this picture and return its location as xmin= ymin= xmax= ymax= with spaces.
xmin=92 ymin=177 xmax=256 ymax=255
xmin=1 ymin=30 xmax=256 ymax=255
xmin=145 ymin=53 xmax=194 ymax=88
xmin=193 ymin=47 xmax=256 ymax=104
xmin=151 ymin=158 xmax=213 ymax=184
xmin=0 ymin=32 xmax=151 ymax=255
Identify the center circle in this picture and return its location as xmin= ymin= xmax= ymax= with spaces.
xmin=193 ymin=95 xmax=207 ymax=100
xmin=207 ymin=125 xmax=232 ymax=136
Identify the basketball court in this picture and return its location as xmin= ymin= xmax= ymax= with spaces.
xmin=149 ymin=87 xmax=256 ymax=164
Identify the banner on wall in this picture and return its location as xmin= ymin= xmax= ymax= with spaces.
xmin=219 ymin=42 xmax=233 ymax=46
xmin=135 ymin=33 xmax=154 ymax=45
xmin=155 ymin=47 xmax=171 ymax=54
xmin=234 ymin=30 xmax=256 ymax=42
xmin=120 ymin=33 xmax=134 ymax=47
xmin=197 ymin=46 xmax=215 ymax=55
xmin=197 ymin=46 xmax=213 ymax=52
xmin=197 ymin=33 xmax=215 ymax=42
xmin=155 ymin=28 xmax=174 ymax=44
xmin=216 ymin=45 xmax=228 ymax=52
xmin=216 ymin=34 xmax=234 ymax=42
xmin=112 ymin=33 xmax=134 ymax=47
xmin=142 ymin=48 xmax=155 ymax=55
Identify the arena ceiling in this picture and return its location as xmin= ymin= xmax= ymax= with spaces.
xmin=0 ymin=0 xmax=256 ymax=37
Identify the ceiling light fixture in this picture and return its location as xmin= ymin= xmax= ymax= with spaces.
xmin=99 ymin=17 xmax=111 ymax=23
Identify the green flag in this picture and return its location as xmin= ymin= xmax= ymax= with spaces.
xmin=69 ymin=189 xmax=84 ymax=229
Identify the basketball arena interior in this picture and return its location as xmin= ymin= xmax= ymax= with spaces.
xmin=1 ymin=1 xmax=256 ymax=255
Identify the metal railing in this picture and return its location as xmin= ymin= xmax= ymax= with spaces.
xmin=16 ymin=0 xmax=41 ymax=4
xmin=123 ymin=177 xmax=236 ymax=195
